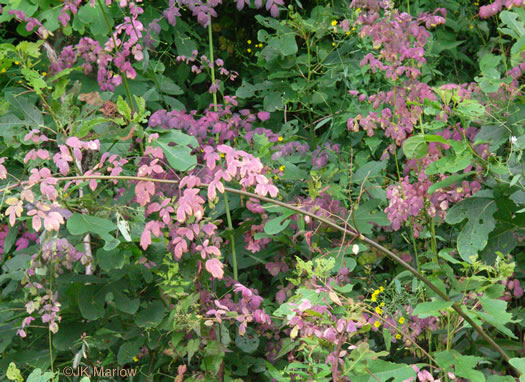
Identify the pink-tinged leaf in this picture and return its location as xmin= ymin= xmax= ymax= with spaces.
xmin=32 ymin=215 xmax=42 ymax=231
xmin=140 ymin=228 xmax=151 ymax=249
xmin=205 ymin=258 xmax=224 ymax=279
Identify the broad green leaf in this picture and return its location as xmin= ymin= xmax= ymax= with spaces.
xmin=74 ymin=117 xmax=110 ymax=138
xmin=117 ymin=339 xmax=143 ymax=365
xmin=475 ymin=297 xmax=517 ymax=339
xmin=350 ymin=360 xmax=416 ymax=382
xmin=353 ymin=161 xmax=386 ymax=184
xmin=235 ymin=333 xmax=260 ymax=353
xmin=27 ymin=369 xmax=54 ymax=382
xmin=352 ymin=200 xmax=389 ymax=235
xmin=427 ymin=172 xmax=475 ymax=195
xmin=412 ymin=300 xmax=453 ymax=318
xmin=402 ymin=135 xmax=427 ymax=159
xmin=509 ymin=358 xmax=525 ymax=382
xmin=445 ymin=198 xmax=497 ymax=262
xmin=7 ymin=362 xmax=23 ymax=382
xmin=434 ymin=350 xmax=485 ymax=382
xmin=135 ymin=301 xmax=166 ymax=328
xmin=499 ymin=11 xmax=525 ymax=39
xmin=154 ymin=129 xmax=198 ymax=147
xmin=78 ymin=286 xmax=106 ymax=321
xmin=117 ymin=96 xmax=132 ymax=121
xmin=152 ymin=140 xmax=196 ymax=171
xmin=264 ymin=209 xmax=296 ymax=234
xmin=96 ymin=248 xmax=125 ymax=271
xmin=67 ymin=213 xmax=120 ymax=251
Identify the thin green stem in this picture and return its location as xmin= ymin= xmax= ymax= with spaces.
xmin=208 ymin=16 xmax=218 ymax=112
xmin=6 ymin=174 xmax=519 ymax=373
xmin=430 ymin=217 xmax=438 ymax=263
xmin=223 ymin=192 xmax=237 ymax=281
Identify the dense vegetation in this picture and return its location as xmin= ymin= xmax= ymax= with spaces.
xmin=0 ymin=0 xmax=524 ymax=381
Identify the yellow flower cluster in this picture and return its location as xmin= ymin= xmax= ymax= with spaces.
xmin=370 ymin=286 xmax=384 ymax=302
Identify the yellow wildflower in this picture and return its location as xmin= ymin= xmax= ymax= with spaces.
xmin=278 ymin=136 xmax=283 ymax=142
xmin=133 ymin=356 xmax=139 ymax=362
xmin=346 ymin=31 xmax=351 ymax=35
xmin=331 ymin=20 xmax=337 ymax=26
xmin=399 ymin=317 xmax=405 ymax=325
xmin=375 ymin=306 xmax=383 ymax=315
xmin=332 ymin=42 xmax=336 ymax=46
xmin=247 ymin=48 xmax=252 ymax=53
xmin=279 ymin=165 xmax=285 ymax=172
xmin=42 ymin=72 xmax=47 ymax=76
xmin=14 ymin=61 xmax=19 ymax=65
xmin=371 ymin=294 xmax=377 ymax=302
xmin=379 ymin=286 xmax=384 ymax=292
xmin=395 ymin=334 xmax=402 ymax=340
xmin=220 ymin=153 xmax=225 ymax=158
xmin=380 ymin=302 xmax=385 ymax=307
xmin=247 ymin=40 xmax=252 ymax=44
xmin=1 ymin=68 xmax=5 ymax=73
xmin=374 ymin=321 xmax=381 ymax=328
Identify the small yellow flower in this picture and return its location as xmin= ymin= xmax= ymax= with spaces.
xmin=375 ymin=306 xmax=383 ymax=315
xmin=346 ymin=31 xmax=351 ymax=35
xmin=331 ymin=20 xmax=337 ymax=26
xmin=42 ymin=72 xmax=47 ymax=76
xmin=379 ymin=286 xmax=384 ymax=292
xmin=247 ymin=48 xmax=252 ymax=53
xmin=332 ymin=42 xmax=336 ymax=47
xmin=356 ymin=8 xmax=361 ymax=13
xmin=18 ymin=80 xmax=22 ymax=83
xmin=279 ymin=165 xmax=285 ymax=172
xmin=14 ymin=61 xmax=19 ymax=65
xmin=374 ymin=321 xmax=381 ymax=328
xmin=278 ymin=136 xmax=283 ymax=142
xmin=352 ymin=27 xmax=356 ymax=31
xmin=380 ymin=302 xmax=385 ymax=307
xmin=371 ymin=295 xmax=377 ymax=302
xmin=395 ymin=334 xmax=402 ymax=340
xmin=469 ymin=25 xmax=473 ymax=29
xmin=274 ymin=175 xmax=278 ymax=180
xmin=1 ymin=68 xmax=5 ymax=73
xmin=258 ymin=43 xmax=263 ymax=48
xmin=247 ymin=40 xmax=252 ymax=44
xmin=399 ymin=317 xmax=405 ymax=325
xmin=220 ymin=153 xmax=225 ymax=158
xmin=133 ymin=356 xmax=139 ymax=362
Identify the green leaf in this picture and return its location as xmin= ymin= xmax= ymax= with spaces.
xmin=402 ymin=135 xmax=427 ymax=159
xmin=135 ymin=301 xmax=166 ymax=328
xmin=350 ymin=360 xmax=416 ymax=382
xmin=96 ymin=248 xmax=125 ymax=271
xmin=152 ymin=140 xmax=196 ymax=171
xmin=475 ymin=297 xmax=517 ymax=339
xmin=235 ymin=333 xmax=259 ymax=353
xmin=74 ymin=117 xmax=110 ymax=138
xmin=117 ymin=338 xmax=143 ymax=365
xmin=21 ymin=68 xmax=48 ymax=95
xmin=67 ymin=213 xmax=120 ymax=251
xmin=160 ymin=78 xmax=184 ymax=95
xmin=445 ymin=198 xmax=497 ymax=262
xmin=7 ymin=362 xmax=23 ymax=382
xmin=264 ymin=209 xmax=296 ymax=235
xmin=509 ymin=358 xmax=525 ymax=382
xmin=412 ymin=300 xmax=453 ymax=318
xmin=117 ymin=96 xmax=132 ymax=121
xmin=153 ymin=129 xmax=199 ymax=147
xmin=78 ymin=286 xmax=106 ymax=321
xmin=434 ymin=350 xmax=485 ymax=382
xmin=499 ymin=11 xmax=525 ymax=39
xmin=427 ymin=172 xmax=475 ymax=195
xmin=27 ymin=369 xmax=54 ymax=382
xmin=353 ymin=161 xmax=386 ymax=184
xmin=352 ymin=200 xmax=389 ymax=235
